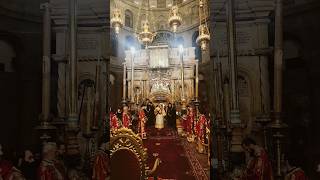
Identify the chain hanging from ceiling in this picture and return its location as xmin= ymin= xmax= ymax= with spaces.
xmin=136 ymin=0 xmax=156 ymax=48
xmin=110 ymin=0 xmax=123 ymax=34
xmin=168 ymin=1 xmax=182 ymax=33
xmin=196 ymin=0 xmax=211 ymax=51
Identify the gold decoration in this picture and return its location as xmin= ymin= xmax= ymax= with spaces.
xmin=196 ymin=24 xmax=211 ymax=50
xmin=110 ymin=8 xmax=123 ymax=34
xmin=168 ymin=5 xmax=182 ymax=33
xmin=137 ymin=20 xmax=156 ymax=47
xmin=197 ymin=0 xmax=211 ymax=50
xmin=110 ymin=128 xmax=161 ymax=178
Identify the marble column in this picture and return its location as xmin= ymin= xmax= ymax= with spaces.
xmin=66 ymin=0 xmax=80 ymax=157
xmin=227 ymin=0 xmax=242 ymax=154
xmin=270 ymin=0 xmax=287 ymax=178
xmin=36 ymin=3 xmax=56 ymax=143
xmin=180 ymin=51 xmax=186 ymax=109
xmin=42 ymin=3 xmax=51 ymax=122
xmin=131 ymin=54 xmax=135 ymax=103
xmin=122 ymin=63 xmax=127 ymax=102
xmin=146 ymin=71 xmax=150 ymax=99
xmin=195 ymin=60 xmax=199 ymax=101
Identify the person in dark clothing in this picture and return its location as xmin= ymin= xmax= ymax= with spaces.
xmin=20 ymin=150 xmax=37 ymax=180
xmin=146 ymin=102 xmax=155 ymax=127
xmin=166 ymin=103 xmax=177 ymax=129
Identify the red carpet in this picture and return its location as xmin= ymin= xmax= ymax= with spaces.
xmin=143 ymin=128 xmax=209 ymax=180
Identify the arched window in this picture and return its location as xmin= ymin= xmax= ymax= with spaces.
xmin=125 ymin=10 xmax=133 ymax=28
xmin=173 ymin=0 xmax=183 ymax=5
xmin=157 ymin=0 xmax=166 ymax=8
xmin=158 ymin=15 xmax=166 ymax=30
xmin=192 ymin=31 xmax=201 ymax=61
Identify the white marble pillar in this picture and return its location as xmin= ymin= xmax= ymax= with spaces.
xmin=131 ymin=55 xmax=134 ymax=103
xmin=195 ymin=60 xmax=199 ymax=100
xmin=41 ymin=3 xmax=51 ymax=122
xmin=122 ymin=63 xmax=126 ymax=101
xmin=66 ymin=0 xmax=80 ymax=156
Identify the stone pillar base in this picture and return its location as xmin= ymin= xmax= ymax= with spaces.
xmin=65 ymin=115 xmax=81 ymax=167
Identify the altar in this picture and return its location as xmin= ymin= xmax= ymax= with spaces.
xmin=123 ymin=45 xmax=197 ymax=105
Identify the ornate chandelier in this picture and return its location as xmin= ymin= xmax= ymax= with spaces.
xmin=136 ymin=0 xmax=156 ymax=48
xmin=137 ymin=20 xmax=156 ymax=47
xmin=110 ymin=8 xmax=123 ymax=34
xmin=196 ymin=0 xmax=211 ymax=50
xmin=168 ymin=5 xmax=182 ymax=33
xmin=196 ymin=24 xmax=210 ymax=50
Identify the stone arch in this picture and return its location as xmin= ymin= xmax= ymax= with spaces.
xmin=192 ymin=31 xmax=201 ymax=61
xmin=111 ymin=29 xmax=118 ymax=57
xmin=157 ymin=0 xmax=166 ymax=8
xmin=77 ymin=74 xmax=95 ymax=137
xmin=125 ymin=9 xmax=133 ymax=28
xmin=157 ymin=15 xmax=166 ymax=30
xmin=78 ymin=73 xmax=95 ymax=100
xmin=236 ymin=68 xmax=257 ymax=135
xmin=109 ymin=73 xmax=116 ymax=85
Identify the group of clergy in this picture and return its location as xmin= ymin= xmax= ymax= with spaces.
xmin=0 ymin=141 xmax=110 ymax=180
xmin=228 ymin=137 xmax=308 ymax=180
xmin=109 ymin=100 xmax=210 ymax=153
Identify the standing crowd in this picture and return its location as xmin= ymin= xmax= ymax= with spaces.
xmin=0 ymin=140 xmax=110 ymax=180
xmin=109 ymin=99 xmax=210 ymax=150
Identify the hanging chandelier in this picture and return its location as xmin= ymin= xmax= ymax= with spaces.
xmin=196 ymin=24 xmax=210 ymax=50
xmin=137 ymin=20 xmax=156 ymax=47
xmin=196 ymin=0 xmax=210 ymax=50
xmin=136 ymin=0 xmax=156 ymax=47
xmin=168 ymin=5 xmax=182 ymax=33
xmin=110 ymin=8 xmax=123 ymax=34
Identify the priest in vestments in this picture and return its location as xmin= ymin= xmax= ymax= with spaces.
xmin=195 ymin=114 xmax=207 ymax=142
xmin=195 ymin=114 xmax=208 ymax=153
xmin=138 ymin=106 xmax=147 ymax=139
xmin=186 ymin=106 xmax=195 ymax=141
xmin=284 ymin=155 xmax=307 ymax=180
xmin=38 ymin=142 xmax=64 ymax=180
xmin=241 ymin=138 xmax=273 ymax=180
xmin=110 ymin=111 xmax=120 ymax=132
xmin=92 ymin=142 xmax=110 ymax=180
xmin=122 ymin=105 xmax=131 ymax=128
xmin=285 ymin=168 xmax=307 ymax=180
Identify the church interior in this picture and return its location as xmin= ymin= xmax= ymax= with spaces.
xmin=0 ymin=0 xmax=320 ymax=179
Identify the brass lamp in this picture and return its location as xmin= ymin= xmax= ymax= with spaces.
xmin=137 ymin=20 xmax=156 ymax=47
xmin=111 ymin=8 xmax=123 ymax=34
xmin=168 ymin=5 xmax=182 ymax=33
xmin=196 ymin=24 xmax=210 ymax=50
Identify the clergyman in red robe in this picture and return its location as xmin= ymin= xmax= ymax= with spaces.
xmin=284 ymin=155 xmax=307 ymax=180
xmin=241 ymin=137 xmax=273 ymax=180
xmin=92 ymin=142 xmax=110 ymax=180
xmin=186 ymin=106 xmax=195 ymax=135
xmin=122 ymin=105 xmax=131 ymax=128
xmin=37 ymin=142 xmax=64 ymax=180
xmin=110 ymin=111 xmax=120 ymax=132
xmin=138 ymin=106 xmax=147 ymax=139
xmin=195 ymin=114 xmax=207 ymax=142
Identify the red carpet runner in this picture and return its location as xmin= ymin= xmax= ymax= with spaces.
xmin=143 ymin=128 xmax=209 ymax=180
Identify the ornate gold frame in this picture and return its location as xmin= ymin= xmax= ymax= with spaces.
xmin=110 ymin=128 xmax=161 ymax=180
